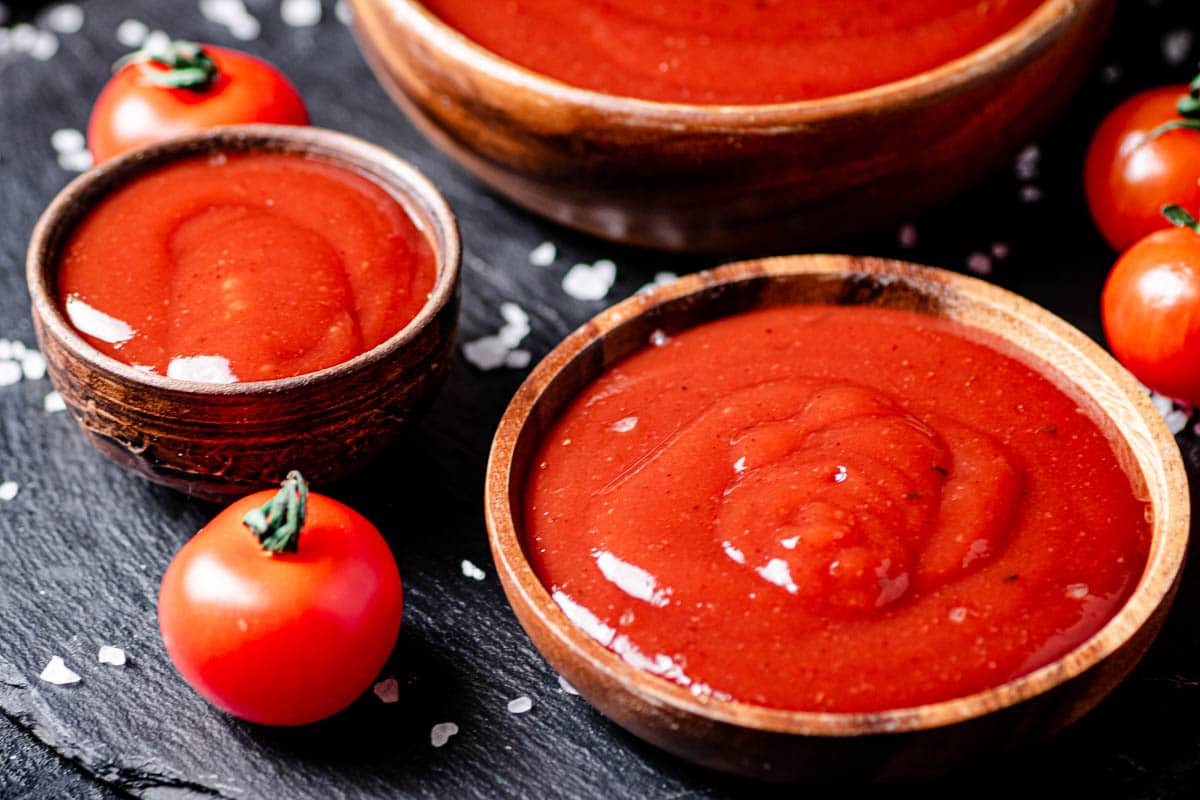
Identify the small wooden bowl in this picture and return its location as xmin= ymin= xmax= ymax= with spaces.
xmin=27 ymin=125 xmax=460 ymax=501
xmin=485 ymin=255 xmax=1189 ymax=781
xmin=349 ymin=0 xmax=1112 ymax=253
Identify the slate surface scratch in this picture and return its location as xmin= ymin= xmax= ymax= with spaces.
xmin=1 ymin=1 xmax=1199 ymax=798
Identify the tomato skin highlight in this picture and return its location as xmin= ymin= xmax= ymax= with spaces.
xmin=158 ymin=488 xmax=402 ymax=726
xmin=88 ymin=44 xmax=309 ymax=164
xmin=1085 ymin=86 xmax=1200 ymax=251
xmin=1103 ymin=225 xmax=1200 ymax=406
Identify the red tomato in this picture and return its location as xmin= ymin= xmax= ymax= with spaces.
xmin=1102 ymin=208 xmax=1200 ymax=405
xmin=158 ymin=473 xmax=402 ymax=726
xmin=1085 ymin=80 xmax=1200 ymax=251
xmin=88 ymin=40 xmax=309 ymax=164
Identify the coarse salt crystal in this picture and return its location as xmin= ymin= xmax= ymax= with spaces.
xmin=58 ymin=149 xmax=93 ymax=172
xmin=461 ymin=559 xmax=486 ymax=581
xmin=66 ymin=295 xmax=134 ymax=345
xmin=504 ymin=350 xmax=531 ymax=369
xmin=0 ymin=481 xmax=18 ymax=501
xmin=373 ymin=677 xmax=400 ymax=703
xmin=0 ymin=340 xmax=9 ymax=359
xmin=21 ymin=351 xmax=46 ymax=381
xmin=0 ymin=361 xmax=20 ymax=387
xmin=1164 ymin=409 xmax=1189 ymax=435
xmin=98 ymin=645 xmax=126 ymax=666
xmin=966 ymin=252 xmax=993 ymax=276
xmin=528 ymin=241 xmax=557 ymax=267
xmin=167 ymin=354 xmax=237 ymax=383
xmin=43 ymin=4 xmax=84 ymax=34
xmin=562 ymin=259 xmax=617 ymax=301
xmin=116 ymin=18 xmax=149 ymax=48
xmin=649 ymin=329 xmax=670 ymax=347
xmin=637 ymin=271 xmax=678 ymax=294
xmin=281 ymin=0 xmax=322 ymax=27
xmin=199 ymin=0 xmax=261 ymax=41
xmin=1162 ymin=29 xmax=1194 ymax=66
xmin=557 ymin=675 xmax=579 ymax=695
xmin=430 ymin=721 xmax=459 ymax=747
xmin=39 ymin=656 xmax=80 ymax=685
xmin=50 ymin=128 xmax=84 ymax=153
xmin=44 ymin=391 xmax=66 ymax=413
xmin=30 ymin=30 xmax=59 ymax=60
xmin=462 ymin=335 xmax=510 ymax=371
xmin=898 ymin=223 xmax=918 ymax=249
xmin=990 ymin=242 xmax=1011 ymax=260
xmin=507 ymin=695 xmax=533 ymax=714
xmin=1014 ymin=144 xmax=1040 ymax=181
xmin=11 ymin=23 xmax=37 ymax=52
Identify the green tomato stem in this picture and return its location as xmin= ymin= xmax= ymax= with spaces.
xmin=243 ymin=471 xmax=308 ymax=555
xmin=1163 ymin=204 xmax=1200 ymax=234
xmin=114 ymin=39 xmax=219 ymax=91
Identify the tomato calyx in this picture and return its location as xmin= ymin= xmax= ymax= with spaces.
xmin=242 ymin=471 xmax=308 ymax=555
xmin=1144 ymin=71 xmax=1200 ymax=143
xmin=1162 ymin=204 xmax=1200 ymax=234
xmin=114 ymin=38 xmax=219 ymax=91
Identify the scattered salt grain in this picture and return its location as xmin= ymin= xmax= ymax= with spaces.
xmin=430 ymin=722 xmax=459 ymax=747
xmin=990 ymin=242 xmax=1011 ymax=260
xmin=167 ymin=354 xmax=238 ymax=383
xmin=462 ymin=336 xmax=510 ymax=371
xmin=636 ymin=271 xmax=678 ymax=294
xmin=97 ymin=645 xmax=126 ymax=666
xmin=335 ymin=1 xmax=353 ymax=25
xmin=116 ymin=18 xmax=149 ymax=48
xmin=898 ymin=223 xmax=918 ymax=249
xmin=43 ymin=4 xmax=84 ymax=35
xmin=529 ymin=241 xmax=557 ymax=267
xmin=199 ymin=0 xmax=261 ymax=41
xmin=966 ymin=252 xmax=993 ymax=276
xmin=1014 ymin=144 xmax=1040 ymax=181
xmin=11 ymin=23 xmax=38 ymax=53
xmin=21 ymin=351 xmax=46 ymax=381
xmin=57 ymin=149 xmax=93 ymax=172
xmin=1019 ymin=185 xmax=1043 ymax=203
xmin=461 ymin=559 xmax=486 ymax=581
xmin=948 ymin=607 xmax=967 ymax=623
xmin=610 ymin=416 xmax=638 ymax=433
xmin=0 ymin=481 xmax=18 ymax=502
xmin=558 ymin=675 xmax=579 ymax=695
xmin=0 ymin=361 xmax=20 ymax=387
xmin=507 ymin=695 xmax=533 ymax=714
xmin=50 ymin=127 xmax=84 ymax=153
xmin=40 ymin=656 xmax=81 ymax=685
xmin=562 ymin=259 xmax=617 ymax=301
xmin=29 ymin=29 xmax=58 ymax=60
xmin=44 ymin=391 xmax=66 ymax=413
xmin=1065 ymin=583 xmax=1089 ymax=600
xmin=373 ymin=677 xmax=400 ymax=703
xmin=649 ymin=329 xmax=670 ymax=347
xmin=504 ymin=350 xmax=531 ymax=369
xmin=1164 ymin=408 xmax=1190 ymax=435
xmin=498 ymin=302 xmax=530 ymax=345
xmin=281 ymin=0 xmax=322 ymax=27
xmin=1162 ymin=28 xmax=1194 ymax=66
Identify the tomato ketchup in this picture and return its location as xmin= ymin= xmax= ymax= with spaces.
xmin=525 ymin=306 xmax=1151 ymax=711
xmin=57 ymin=151 xmax=436 ymax=382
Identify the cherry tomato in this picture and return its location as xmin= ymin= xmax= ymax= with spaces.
xmin=158 ymin=472 xmax=402 ymax=726
xmin=88 ymin=40 xmax=309 ymax=164
xmin=1085 ymin=76 xmax=1200 ymax=251
xmin=1102 ymin=207 xmax=1200 ymax=405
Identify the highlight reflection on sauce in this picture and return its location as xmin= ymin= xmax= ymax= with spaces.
xmin=527 ymin=306 xmax=1151 ymax=712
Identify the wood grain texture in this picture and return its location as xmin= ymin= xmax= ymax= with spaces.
xmin=26 ymin=126 xmax=461 ymax=500
xmin=2 ymin=1 xmax=1200 ymax=798
xmin=485 ymin=256 xmax=1190 ymax=780
xmin=349 ymin=0 xmax=1112 ymax=253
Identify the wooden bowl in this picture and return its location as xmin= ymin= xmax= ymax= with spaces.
xmin=27 ymin=125 xmax=460 ymax=501
xmin=484 ymin=255 xmax=1189 ymax=781
xmin=348 ymin=0 xmax=1112 ymax=253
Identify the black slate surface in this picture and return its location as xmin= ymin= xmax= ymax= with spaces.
xmin=2 ymin=1 xmax=1199 ymax=797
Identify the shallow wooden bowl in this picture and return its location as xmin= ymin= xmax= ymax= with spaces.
xmin=27 ymin=124 xmax=460 ymax=501
xmin=349 ymin=0 xmax=1111 ymax=253
xmin=485 ymin=255 xmax=1189 ymax=781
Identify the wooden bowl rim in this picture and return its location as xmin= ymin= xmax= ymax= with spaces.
xmin=485 ymin=254 xmax=1190 ymax=737
xmin=357 ymin=0 xmax=1093 ymax=123
xmin=25 ymin=123 xmax=460 ymax=397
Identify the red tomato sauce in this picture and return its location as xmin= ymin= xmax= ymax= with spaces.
xmin=422 ymin=0 xmax=1044 ymax=104
xmin=525 ymin=307 xmax=1151 ymax=712
xmin=57 ymin=152 xmax=436 ymax=383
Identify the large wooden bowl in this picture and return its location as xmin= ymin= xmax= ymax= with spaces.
xmin=349 ymin=0 xmax=1112 ymax=253
xmin=484 ymin=255 xmax=1189 ymax=781
xmin=27 ymin=125 xmax=460 ymax=501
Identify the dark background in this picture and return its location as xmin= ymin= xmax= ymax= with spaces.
xmin=2 ymin=0 xmax=1198 ymax=797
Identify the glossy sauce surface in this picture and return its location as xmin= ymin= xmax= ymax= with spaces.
xmin=422 ymin=0 xmax=1044 ymax=104
xmin=58 ymin=152 xmax=436 ymax=382
xmin=525 ymin=306 xmax=1151 ymax=711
